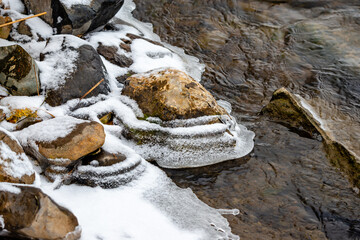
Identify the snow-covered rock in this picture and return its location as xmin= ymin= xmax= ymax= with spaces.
xmin=0 ymin=127 xmax=35 ymax=184
xmin=38 ymin=35 xmax=110 ymax=106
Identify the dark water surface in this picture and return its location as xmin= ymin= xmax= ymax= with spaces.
xmin=133 ymin=1 xmax=360 ymax=239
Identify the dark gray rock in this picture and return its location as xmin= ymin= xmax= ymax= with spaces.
xmin=23 ymin=0 xmax=124 ymax=35
xmin=0 ymin=45 xmax=40 ymax=96
xmin=41 ymin=36 xmax=110 ymax=106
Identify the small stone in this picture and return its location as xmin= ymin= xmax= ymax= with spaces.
xmin=17 ymin=21 xmax=32 ymax=37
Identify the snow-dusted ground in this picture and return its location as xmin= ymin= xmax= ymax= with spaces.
xmin=0 ymin=0 xmax=255 ymax=239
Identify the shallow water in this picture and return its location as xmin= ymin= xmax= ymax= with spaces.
xmin=133 ymin=1 xmax=360 ymax=239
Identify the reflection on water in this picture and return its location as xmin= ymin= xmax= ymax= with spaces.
xmin=133 ymin=1 xmax=360 ymax=239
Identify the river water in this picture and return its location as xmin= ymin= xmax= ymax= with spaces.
xmin=132 ymin=1 xmax=360 ymax=239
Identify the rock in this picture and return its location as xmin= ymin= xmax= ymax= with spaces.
xmin=0 ymin=16 xmax=12 ymax=39
xmin=262 ymin=87 xmax=360 ymax=188
xmin=41 ymin=36 xmax=110 ymax=106
xmin=0 ymin=128 xmax=35 ymax=184
xmin=0 ymin=45 xmax=40 ymax=96
xmin=0 ymin=185 xmax=81 ymax=240
xmin=17 ymin=21 xmax=32 ymax=37
xmin=23 ymin=0 xmax=124 ymax=35
xmin=18 ymin=116 xmax=106 ymax=162
xmin=97 ymin=43 xmax=133 ymax=68
xmin=122 ymin=69 xmax=227 ymax=121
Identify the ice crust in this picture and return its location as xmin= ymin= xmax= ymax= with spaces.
xmin=0 ymin=0 xmax=255 ymax=239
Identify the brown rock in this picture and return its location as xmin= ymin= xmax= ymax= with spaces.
xmin=122 ymin=69 xmax=227 ymax=121
xmin=0 ymin=186 xmax=81 ymax=240
xmin=17 ymin=21 xmax=32 ymax=37
xmin=37 ymin=121 xmax=106 ymax=161
xmin=0 ymin=16 xmax=12 ymax=39
xmin=97 ymin=43 xmax=133 ymax=68
xmin=0 ymin=128 xmax=35 ymax=184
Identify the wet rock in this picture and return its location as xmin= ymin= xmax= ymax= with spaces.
xmin=23 ymin=0 xmax=124 ymax=35
xmin=97 ymin=43 xmax=133 ymax=68
xmin=0 ymin=128 xmax=35 ymax=184
xmin=0 ymin=45 xmax=40 ymax=96
xmin=41 ymin=36 xmax=110 ymax=106
xmin=72 ymin=149 xmax=145 ymax=188
xmin=0 ymin=185 xmax=81 ymax=240
xmin=262 ymin=88 xmax=360 ymax=188
xmin=0 ymin=16 xmax=12 ymax=39
xmin=122 ymin=69 xmax=226 ymax=121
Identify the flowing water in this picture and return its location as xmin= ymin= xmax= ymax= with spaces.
xmin=132 ymin=1 xmax=360 ymax=239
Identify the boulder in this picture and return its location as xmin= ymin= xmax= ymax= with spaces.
xmin=0 ymin=128 xmax=35 ymax=184
xmin=0 ymin=45 xmax=40 ymax=96
xmin=262 ymin=88 xmax=360 ymax=188
xmin=0 ymin=16 xmax=12 ymax=39
xmin=122 ymin=69 xmax=227 ymax=121
xmin=40 ymin=35 xmax=110 ymax=106
xmin=23 ymin=0 xmax=124 ymax=35
xmin=0 ymin=185 xmax=81 ymax=240
xmin=17 ymin=116 xmax=106 ymax=162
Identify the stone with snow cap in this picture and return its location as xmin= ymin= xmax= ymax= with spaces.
xmin=23 ymin=0 xmax=124 ymax=35
xmin=39 ymin=35 xmax=110 ymax=106
xmin=0 ymin=185 xmax=81 ymax=240
xmin=16 ymin=116 xmax=105 ymax=163
xmin=122 ymin=69 xmax=227 ymax=121
xmin=0 ymin=128 xmax=35 ymax=184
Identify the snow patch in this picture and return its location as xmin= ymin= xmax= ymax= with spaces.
xmin=0 ymin=182 xmax=21 ymax=194
xmin=59 ymin=0 xmax=92 ymax=8
xmin=15 ymin=116 xmax=87 ymax=149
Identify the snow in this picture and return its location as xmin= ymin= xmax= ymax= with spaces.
xmin=0 ymin=142 xmax=34 ymax=179
xmin=2 ymin=0 xmax=24 ymax=13
xmin=59 ymin=0 xmax=92 ymax=8
xmin=130 ymin=39 xmax=186 ymax=74
xmin=0 ymin=182 xmax=21 ymax=194
xmin=113 ymin=0 xmax=204 ymax=81
xmin=15 ymin=116 xmax=87 ymax=149
xmin=0 ymin=215 xmax=4 ymax=229
xmin=42 ymin=162 xmax=238 ymax=240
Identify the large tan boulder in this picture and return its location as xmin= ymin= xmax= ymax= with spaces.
xmin=122 ymin=69 xmax=226 ymax=121
xmin=0 ymin=185 xmax=81 ymax=240
xmin=0 ymin=128 xmax=35 ymax=184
